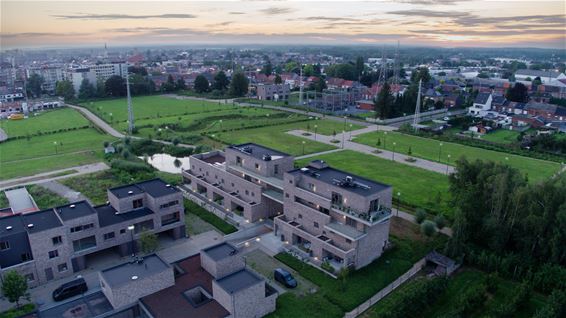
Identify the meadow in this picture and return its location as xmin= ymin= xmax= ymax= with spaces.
xmin=0 ymin=108 xmax=90 ymax=138
xmin=353 ymin=130 xmax=561 ymax=182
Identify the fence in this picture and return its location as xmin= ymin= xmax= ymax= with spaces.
xmin=179 ymin=186 xmax=241 ymax=228
xmin=343 ymin=257 xmax=426 ymax=318
xmin=366 ymin=109 xmax=467 ymax=125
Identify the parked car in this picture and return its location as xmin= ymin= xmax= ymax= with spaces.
xmin=52 ymin=277 xmax=88 ymax=301
xmin=274 ymin=268 xmax=297 ymax=288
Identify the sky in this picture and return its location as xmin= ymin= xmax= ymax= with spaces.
xmin=1 ymin=0 xmax=565 ymax=49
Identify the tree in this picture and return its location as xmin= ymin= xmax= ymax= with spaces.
xmin=172 ymin=137 xmax=180 ymax=146
xmin=274 ymin=74 xmax=282 ymax=84
xmin=173 ymin=158 xmax=182 ymax=168
xmin=411 ymin=67 xmax=431 ymax=84
xmin=434 ymin=215 xmax=446 ymax=230
xmin=374 ymin=82 xmax=394 ymax=119
xmin=213 ymin=71 xmax=229 ymax=91
xmin=262 ymin=60 xmax=273 ymax=76
xmin=337 ymin=267 xmax=349 ymax=292
xmin=176 ymin=78 xmax=186 ymax=91
xmin=1 ymin=270 xmax=29 ymax=307
xmin=415 ymin=208 xmax=426 ymax=224
xmin=421 ymin=220 xmax=437 ymax=238
xmin=78 ymin=78 xmax=96 ymax=100
xmin=194 ymin=75 xmax=210 ymax=93
xmin=139 ymin=230 xmax=159 ymax=254
xmin=105 ymin=75 xmax=126 ymax=97
xmin=285 ymin=61 xmax=300 ymax=74
xmin=55 ymin=80 xmax=75 ymax=100
xmin=506 ymin=83 xmax=529 ymax=102
xmin=229 ymin=72 xmax=249 ymax=97
xmin=355 ymin=56 xmax=364 ymax=79
xmin=303 ymin=64 xmax=315 ymax=77
xmin=27 ymin=73 xmax=44 ymax=98
xmin=96 ymin=78 xmax=106 ymax=98
xmin=325 ymin=63 xmax=356 ymax=80
xmin=161 ymin=74 xmax=176 ymax=92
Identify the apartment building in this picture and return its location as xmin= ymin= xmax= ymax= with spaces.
xmin=256 ymin=83 xmax=290 ymax=101
xmin=27 ymin=66 xmax=64 ymax=94
xmin=0 ymin=179 xmax=185 ymax=287
xmin=274 ymin=160 xmax=392 ymax=270
xmin=183 ymin=143 xmax=294 ymax=222
xmin=65 ymin=62 xmax=128 ymax=95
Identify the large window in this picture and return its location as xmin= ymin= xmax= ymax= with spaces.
xmin=48 ymin=250 xmax=59 ymax=259
xmin=70 ymin=223 xmax=94 ymax=233
xmin=159 ymin=200 xmax=179 ymax=209
xmin=161 ymin=212 xmax=180 ymax=226
xmin=73 ymin=236 xmax=97 ymax=252
xmin=0 ymin=241 xmax=9 ymax=250
xmin=52 ymin=236 xmax=62 ymax=245
xmin=58 ymin=263 xmax=68 ymax=272
xmin=103 ymin=232 xmax=115 ymax=240
xmin=21 ymin=252 xmax=32 ymax=262
xmin=331 ymin=192 xmax=343 ymax=206
xmin=134 ymin=220 xmax=154 ymax=234
xmin=133 ymin=198 xmax=143 ymax=209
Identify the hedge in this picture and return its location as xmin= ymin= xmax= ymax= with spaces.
xmin=183 ymin=200 xmax=237 ymax=234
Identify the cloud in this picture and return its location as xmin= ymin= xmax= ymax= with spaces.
xmin=51 ymin=13 xmax=197 ymax=20
xmin=1 ymin=32 xmax=88 ymax=38
xmin=411 ymin=28 xmax=566 ymax=36
xmin=296 ymin=16 xmax=362 ymax=22
xmin=455 ymin=14 xmax=566 ymax=27
xmin=397 ymin=0 xmax=460 ymax=4
xmin=259 ymin=7 xmax=295 ymax=15
xmin=229 ymin=11 xmax=245 ymax=15
xmin=205 ymin=21 xmax=234 ymax=28
xmin=387 ymin=9 xmax=470 ymax=18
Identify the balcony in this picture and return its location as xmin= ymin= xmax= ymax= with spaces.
xmin=331 ymin=204 xmax=391 ymax=225
xmin=325 ymin=221 xmax=365 ymax=241
xmin=227 ymin=164 xmax=283 ymax=189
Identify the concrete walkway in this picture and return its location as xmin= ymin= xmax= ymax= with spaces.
xmin=287 ymin=129 xmax=455 ymax=175
xmin=0 ymin=128 xmax=7 ymax=142
xmin=67 ymin=104 xmax=196 ymax=148
xmin=0 ymin=162 xmax=110 ymax=190
xmin=36 ymin=180 xmax=91 ymax=204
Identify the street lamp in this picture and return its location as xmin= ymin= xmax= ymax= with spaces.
xmin=342 ymin=130 xmax=345 ymax=148
xmin=53 ymin=141 xmax=58 ymax=154
xmin=396 ymin=192 xmax=401 ymax=216
xmin=127 ymin=225 xmax=136 ymax=256
xmin=219 ymin=119 xmax=223 ymax=131
xmin=392 ymin=142 xmax=396 ymax=161
xmin=349 ymin=124 xmax=353 ymax=141
xmin=383 ymin=131 xmax=387 ymax=150
xmin=314 ymin=125 xmax=318 ymax=140
xmin=302 ymin=141 xmax=306 ymax=155
xmin=438 ymin=142 xmax=443 ymax=162
xmin=446 ymin=154 xmax=451 ymax=174
xmin=109 ymin=112 xmax=113 ymax=124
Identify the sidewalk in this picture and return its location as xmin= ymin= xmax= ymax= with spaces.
xmin=287 ymin=129 xmax=455 ymax=175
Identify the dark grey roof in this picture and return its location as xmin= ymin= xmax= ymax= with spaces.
xmin=56 ymin=201 xmax=97 ymax=221
xmin=95 ymin=204 xmax=154 ymax=227
xmin=0 ymin=215 xmax=32 ymax=268
xmin=515 ymin=69 xmax=561 ymax=78
xmin=229 ymin=143 xmax=290 ymax=160
xmin=202 ymin=242 xmax=239 ymax=261
xmin=526 ymin=102 xmax=557 ymax=113
xmin=215 ymin=269 xmax=262 ymax=294
xmin=290 ymin=161 xmax=391 ymax=196
xmin=0 ymin=214 xmax=26 ymax=237
xmin=21 ymin=209 xmax=62 ymax=234
xmin=555 ymin=106 xmax=566 ymax=116
xmin=474 ymin=92 xmax=491 ymax=104
xmin=101 ymin=254 xmax=170 ymax=288
xmin=492 ymin=95 xmax=506 ymax=105
xmin=109 ymin=178 xmax=178 ymax=199
xmin=135 ymin=179 xmax=179 ymax=198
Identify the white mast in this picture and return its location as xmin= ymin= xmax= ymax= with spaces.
xmin=413 ymin=79 xmax=422 ymax=132
xmin=299 ymin=64 xmax=303 ymax=105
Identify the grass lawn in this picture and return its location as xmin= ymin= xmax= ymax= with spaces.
xmin=184 ymin=212 xmax=217 ymax=235
xmin=215 ymin=120 xmax=362 ymax=156
xmin=27 ymin=184 xmax=69 ymax=209
xmin=0 ymin=191 xmax=7 ymax=208
xmin=82 ymin=95 xmax=233 ymax=123
xmin=0 ymin=128 xmax=112 ymax=180
xmin=272 ymin=218 xmax=447 ymax=316
xmin=0 ymin=108 xmax=90 ymax=138
xmin=296 ymin=150 xmax=451 ymax=216
xmin=421 ymin=269 xmax=547 ymax=318
xmin=246 ymin=249 xmax=318 ymax=296
xmin=60 ymin=170 xmax=123 ymax=205
xmin=184 ymin=199 xmax=237 ymax=234
xmin=480 ymin=129 xmax=521 ymax=144
xmin=0 ymin=303 xmax=36 ymax=318
xmin=352 ymin=131 xmax=560 ymax=182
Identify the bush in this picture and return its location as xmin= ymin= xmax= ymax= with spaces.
xmin=321 ymin=261 xmax=335 ymax=274
xmin=379 ymin=277 xmax=449 ymax=318
xmin=434 ymin=215 xmax=446 ymax=230
xmin=421 ymin=220 xmax=437 ymax=237
xmin=415 ymin=209 xmax=426 ymax=224
xmin=0 ymin=303 xmax=36 ymax=318
xmin=184 ymin=200 xmax=237 ymax=234
xmin=110 ymin=159 xmax=153 ymax=173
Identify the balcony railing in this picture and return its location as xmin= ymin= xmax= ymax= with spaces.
xmin=331 ymin=204 xmax=391 ymax=225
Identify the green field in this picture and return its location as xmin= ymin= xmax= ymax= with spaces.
xmin=82 ymin=95 xmax=233 ymax=123
xmin=481 ymin=129 xmax=521 ymax=144
xmin=0 ymin=108 xmax=90 ymax=138
xmin=296 ymin=150 xmax=451 ymax=216
xmin=0 ymin=128 xmax=112 ymax=180
xmin=353 ymin=131 xmax=560 ymax=182
xmin=215 ymin=120 xmax=362 ymax=156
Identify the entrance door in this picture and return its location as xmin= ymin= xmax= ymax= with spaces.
xmin=45 ymin=267 xmax=54 ymax=281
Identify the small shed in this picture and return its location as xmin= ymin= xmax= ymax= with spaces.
xmin=425 ymin=251 xmax=458 ymax=276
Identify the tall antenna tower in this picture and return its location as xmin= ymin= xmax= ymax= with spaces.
xmin=299 ymin=64 xmax=303 ymax=105
xmin=392 ymin=41 xmax=400 ymax=91
xmin=126 ymin=73 xmax=135 ymax=135
xmin=376 ymin=48 xmax=387 ymax=99
xmin=413 ymin=79 xmax=422 ymax=132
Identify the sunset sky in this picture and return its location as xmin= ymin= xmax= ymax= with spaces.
xmin=1 ymin=0 xmax=565 ymax=49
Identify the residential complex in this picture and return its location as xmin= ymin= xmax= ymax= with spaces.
xmin=183 ymin=143 xmax=294 ymax=222
xmin=274 ymin=160 xmax=392 ymax=270
xmin=184 ymin=143 xmax=393 ymax=270
xmin=0 ymin=179 xmax=185 ymax=287
xmin=256 ymin=83 xmax=290 ymax=101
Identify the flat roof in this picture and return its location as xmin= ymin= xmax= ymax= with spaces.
xmin=55 ymin=201 xmax=97 ymax=221
xmin=5 ymin=187 xmax=38 ymax=214
xmin=101 ymin=254 xmax=170 ymax=288
xmin=202 ymin=242 xmax=239 ymax=261
xmin=21 ymin=209 xmax=62 ymax=234
xmin=109 ymin=178 xmax=178 ymax=199
xmin=0 ymin=214 xmax=26 ymax=236
xmin=290 ymin=161 xmax=390 ymax=196
xmin=229 ymin=143 xmax=290 ymax=160
xmin=95 ymin=204 xmax=153 ymax=228
xmin=216 ymin=269 xmax=262 ymax=294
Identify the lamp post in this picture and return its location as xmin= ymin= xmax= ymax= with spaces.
xmin=349 ymin=124 xmax=353 ymax=141
xmin=53 ymin=141 xmax=58 ymax=154
xmin=446 ymin=154 xmax=451 ymax=175
xmin=438 ymin=142 xmax=443 ymax=162
xmin=109 ymin=112 xmax=113 ymax=124
xmin=314 ymin=125 xmax=318 ymax=140
xmin=127 ymin=225 xmax=136 ymax=256
xmin=219 ymin=119 xmax=223 ymax=131
xmin=342 ymin=130 xmax=345 ymax=149
xmin=383 ymin=131 xmax=387 ymax=150
xmin=343 ymin=116 xmax=347 ymax=134
xmin=302 ymin=141 xmax=306 ymax=155
xmin=392 ymin=142 xmax=396 ymax=161
xmin=396 ymin=192 xmax=401 ymax=216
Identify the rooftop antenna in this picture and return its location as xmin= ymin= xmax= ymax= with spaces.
xmin=376 ymin=48 xmax=387 ymax=99
xmin=413 ymin=79 xmax=422 ymax=132
xmin=126 ymin=73 xmax=135 ymax=135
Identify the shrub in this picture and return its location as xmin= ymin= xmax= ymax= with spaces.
xmin=110 ymin=159 xmax=153 ymax=173
xmin=421 ymin=220 xmax=437 ymax=237
xmin=321 ymin=261 xmax=335 ymax=274
xmin=415 ymin=208 xmax=426 ymax=224
xmin=434 ymin=215 xmax=446 ymax=230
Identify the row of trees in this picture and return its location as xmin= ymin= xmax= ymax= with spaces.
xmin=192 ymin=71 xmax=249 ymax=97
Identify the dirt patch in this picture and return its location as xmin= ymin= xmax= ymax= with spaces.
xmin=390 ymin=216 xmax=427 ymax=242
